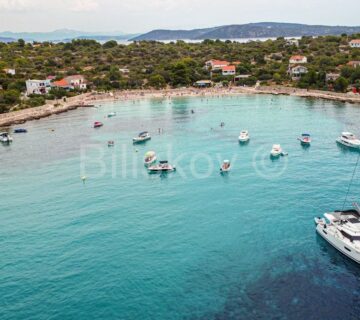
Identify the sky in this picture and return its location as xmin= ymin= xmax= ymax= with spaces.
xmin=0 ymin=0 xmax=358 ymax=33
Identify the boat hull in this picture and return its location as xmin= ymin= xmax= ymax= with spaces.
xmin=133 ymin=137 xmax=151 ymax=144
xmin=336 ymin=138 xmax=360 ymax=149
xmin=316 ymin=224 xmax=360 ymax=264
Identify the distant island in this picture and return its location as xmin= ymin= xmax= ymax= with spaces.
xmin=131 ymin=22 xmax=360 ymax=41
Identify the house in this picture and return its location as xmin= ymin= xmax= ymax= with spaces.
xmin=288 ymin=65 xmax=308 ymax=79
xmin=205 ymin=59 xmax=230 ymax=70
xmin=326 ymin=73 xmax=340 ymax=82
xmin=194 ymin=80 xmax=212 ymax=88
xmin=26 ymin=79 xmax=51 ymax=95
xmin=349 ymin=40 xmax=360 ymax=48
xmin=3 ymin=68 xmax=15 ymax=76
xmin=286 ymin=39 xmax=299 ymax=47
xmin=289 ymin=55 xmax=307 ymax=64
xmin=222 ymin=65 xmax=236 ymax=76
xmin=347 ymin=61 xmax=360 ymax=68
xmin=52 ymin=78 xmax=71 ymax=90
xmin=52 ymin=75 xmax=87 ymax=90
xmin=119 ymin=68 xmax=130 ymax=74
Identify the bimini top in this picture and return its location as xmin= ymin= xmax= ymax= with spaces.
xmin=302 ymin=133 xmax=310 ymax=137
xmin=159 ymin=160 xmax=168 ymax=164
xmin=224 ymin=160 xmax=230 ymax=163
xmin=139 ymin=131 xmax=149 ymax=136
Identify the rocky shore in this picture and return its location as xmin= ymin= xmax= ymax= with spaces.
xmin=1 ymin=86 xmax=360 ymax=127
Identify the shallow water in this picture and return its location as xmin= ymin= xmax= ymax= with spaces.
xmin=1 ymin=95 xmax=360 ymax=319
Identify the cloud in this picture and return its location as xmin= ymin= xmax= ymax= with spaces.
xmin=0 ymin=0 xmax=38 ymax=11
xmin=71 ymin=0 xmax=99 ymax=12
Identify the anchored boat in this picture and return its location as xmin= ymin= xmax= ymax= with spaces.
xmin=315 ymin=203 xmax=360 ymax=264
xmin=148 ymin=161 xmax=176 ymax=173
xmin=336 ymin=132 xmax=360 ymax=149
xmin=107 ymin=112 xmax=116 ymax=118
xmin=94 ymin=121 xmax=103 ymax=128
xmin=144 ymin=151 xmax=157 ymax=166
xmin=220 ymin=160 xmax=231 ymax=172
xmin=270 ymin=144 xmax=282 ymax=157
xmin=14 ymin=128 xmax=27 ymax=133
xmin=298 ymin=133 xmax=311 ymax=145
xmin=133 ymin=131 xmax=151 ymax=143
xmin=0 ymin=132 xmax=13 ymax=143
xmin=238 ymin=130 xmax=250 ymax=143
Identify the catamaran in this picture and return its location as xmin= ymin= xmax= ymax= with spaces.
xmin=315 ymin=203 xmax=360 ymax=264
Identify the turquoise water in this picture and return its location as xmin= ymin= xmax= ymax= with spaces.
xmin=1 ymin=95 xmax=360 ymax=319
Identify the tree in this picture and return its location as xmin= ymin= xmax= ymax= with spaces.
xmin=103 ymin=40 xmax=118 ymax=49
xmin=334 ymin=77 xmax=349 ymax=92
xmin=148 ymin=74 xmax=166 ymax=89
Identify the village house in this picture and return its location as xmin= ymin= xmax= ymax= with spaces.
xmin=288 ymin=65 xmax=308 ymax=80
xmin=205 ymin=59 xmax=230 ymax=70
xmin=286 ymin=39 xmax=299 ymax=47
xmin=289 ymin=55 xmax=307 ymax=64
xmin=347 ymin=61 xmax=360 ymax=68
xmin=3 ymin=68 xmax=15 ymax=76
xmin=326 ymin=73 xmax=341 ymax=82
xmin=52 ymin=75 xmax=87 ymax=90
xmin=25 ymin=79 xmax=51 ymax=95
xmin=222 ymin=65 xmax=236 ymax=76
xmin=349 ymin=40 xmax=360 ymax=48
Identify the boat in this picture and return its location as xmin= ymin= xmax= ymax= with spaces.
xmin=148 ymin=161 xmax=176 ymax=173
xmin=298 ymin=133 xmax=311 ymax=145
xmin=14 ymin=128 xmax=27 ymax=133
xmin=108 ymin=141 xmax=115 ymax=147
xmin=144 ymin=151 xmax=157 ymax=166
xmin=238 ymin=130 xmax=250 ymax=143
xmin=94 ymin=121 xmax=103 ymax=128
xmin=133 ymin=131 xmax=151 ymax=143
xmin=0 ymin=132 xmax=13 ymax=143
xmin=107 ymin=112 xmax=116 ymax=118
xmin=270 ymin=144 xmax=282 ymax=157
xmin=315 ymin=203 xmax=360 ymax=264
xmin=220 ymin=160 xmax=231 ymax=172
xmin=336 ymin=132 xmax=360 ymax=149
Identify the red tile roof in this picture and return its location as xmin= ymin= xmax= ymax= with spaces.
xmin=209 ymin=60 xmax=230 ymax=66
xmin=53 ymin=79 xmax=69 ymax=87
xmin=350 ymin=39 xmax=360 ymax=44
xmin=290 ymin=55 xmax=306 ymax=60
xmin=222 ymin=65 xmax=236 ymax=72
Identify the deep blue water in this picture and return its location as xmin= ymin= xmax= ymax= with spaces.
xmin=1 ymin=94 xmax=360 ymax=320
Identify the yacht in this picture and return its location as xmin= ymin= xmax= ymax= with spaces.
xmin=144 ymin=151 xmax=157 ymax=166
xmin=148 ymin=161 xmax=176 ymax=173
xmin=238 ymin=130 xmax=250 ymax=143
xmin=270 ymin=144 xmax=282 ymax=157
xmin=133 ymin=131 xmax=151 ymax=143
xmin=94 ymin=121 xmax=103 ymax=128
xmin=220 ymin=160 xmax=231 ymax=172
xmin=315 ymin=203 xmax=360 ymax=264
xmin=0 ymin=132 xmax=13 ymax=143
xmin=336 ymin=132 xmax=360 ymax=149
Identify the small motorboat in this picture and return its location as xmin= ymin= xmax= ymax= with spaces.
xmin=238 ymin=130 xmax=250 ymax=143
xmin=220 ymin=160 xmax=231 ymax=172
xmin=148 ymin=161 xmax=176 ymax=173
xmin=298 ymin=133 xmax=311 ymax=145
xmin=107 ymin=112 xmax=116 ymax=118
xmin=144 ymin=151 xmax=157 ymax=166
xmin=14 ymin=128 xmax=27 ymax=133
xmin=108 ymin=140 xmax=115 ymax=147
xmin=94 ymin=121 xmax=103 ymax=128
xmin=336 ymin=132 xmax=360 ymax=149
xmin=0 ymin=132 xmax=13 ymax=143
xmin=133 ymin=131 xmax=151 ymax=143
xmin=271 ymin=144 xmax=282 ymax=157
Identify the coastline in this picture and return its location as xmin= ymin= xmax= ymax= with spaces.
xmin=1 ymin=86 xmax=360 ymax=127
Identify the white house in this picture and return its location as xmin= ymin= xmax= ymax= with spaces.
xmin=288 ymin=65 xmax=308 ymax=79
xmin=289 ymin=55 xmax=307 ymax=64
xmin=65 ymin=75 xmax=87 ymax=89
xmin=205 ymin=59 xmax=230 ymax=70
xmin=222 ymin=65 xmax=236 ymax=76
xmin=3 ymin=68 xmax=16 ymax=76
xmin=26 ymin=79 xmax=51 ymax=95
xmin=349 ymin=40 xmax=360 ymax=48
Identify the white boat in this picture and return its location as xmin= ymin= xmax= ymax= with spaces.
xmin=336 ymin=132 xmax=360 ymax=149
xmin=0 ymin=132 xmax=13 ymax=143
xmin=220 ymin=160 xmax=231 ymax=172
xmin=270 ymin=144 xmax=282 ymax=157
xmin=133 ymin=131 xmax=151 ymax=143
xmin=298 ymin=133 xmax=311 ymax=145
xmin=238 ymin=130 xmax=250 ymax=143
xmin=315 ymin=203 xmax=360 ymax=264
xmin=148 ymin=161 xmax=176 ymax=173
xmin=107 ymin=112 xmax=116 ymax=118
xmin=144 ymin=151 xmax=157 ymax=166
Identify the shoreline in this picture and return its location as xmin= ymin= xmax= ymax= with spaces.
xmin=1 ymin=86 xmax=360 ymax=127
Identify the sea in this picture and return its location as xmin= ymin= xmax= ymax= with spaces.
xmin=1 ymin=94 xmax=360 ymax=319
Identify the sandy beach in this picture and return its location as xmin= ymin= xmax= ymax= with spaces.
xmin=1 ymin=86 xmax=360 ymax=127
